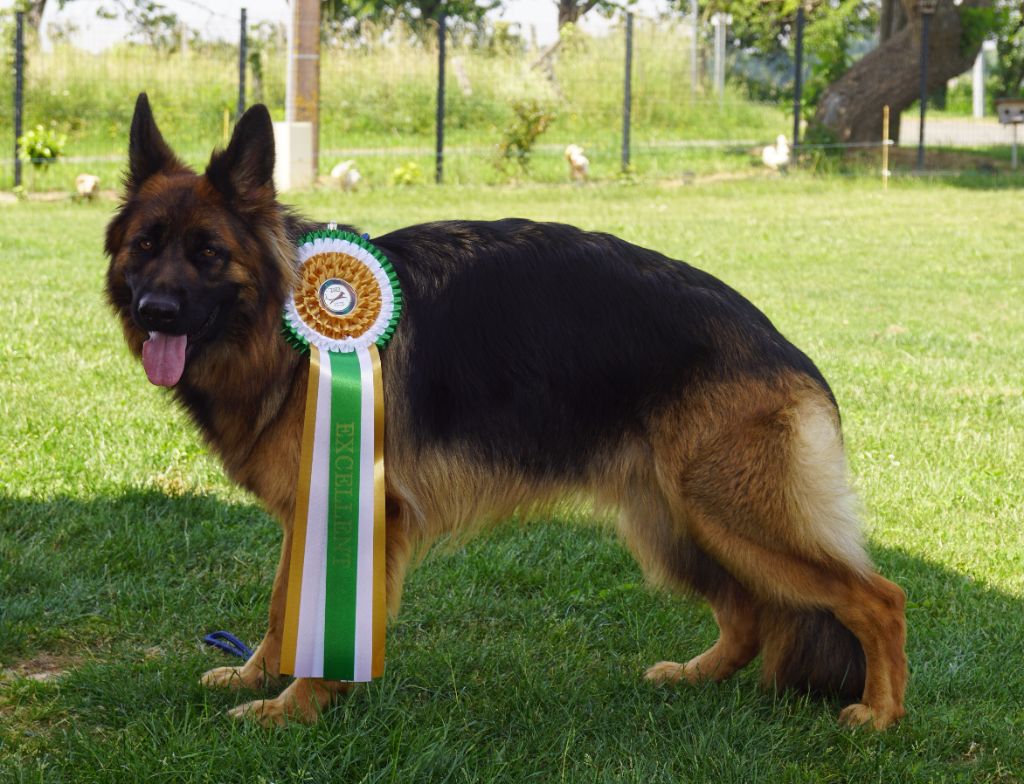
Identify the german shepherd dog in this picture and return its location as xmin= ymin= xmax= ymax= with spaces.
xmin=105 ymin=94 xmax=907 ymax=729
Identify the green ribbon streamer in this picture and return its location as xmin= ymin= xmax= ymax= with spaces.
xmin=323 ymin=350 xmax=363 ymax=680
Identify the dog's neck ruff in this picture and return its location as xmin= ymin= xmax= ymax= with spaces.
xmin=279 ymin=228 xmax=401 ymax=682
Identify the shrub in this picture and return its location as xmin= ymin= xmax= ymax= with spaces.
xmin=18 ymin=122 xmax=67 ymax=167
xmin=494 ymin=98 xmax=556 ymax=174
xmin=391 ymin=160 xmax=424 ymax=186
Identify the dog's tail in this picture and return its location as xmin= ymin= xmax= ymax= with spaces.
xmin=758 ymin=604 xmax=865 ymax=698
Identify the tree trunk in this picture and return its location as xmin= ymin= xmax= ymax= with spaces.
xmin=26 ymin=0 xmax=49 ymax=31
xmin=880 ymin=0 xmax=908 ymax=43
xmin=557 ymin=0 xmax=599 ymax=28
xmin=815 ymin=1 xmax=988 ymax=143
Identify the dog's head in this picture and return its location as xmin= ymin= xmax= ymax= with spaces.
xmin=105 ymin=93 xmax=293 ymax=388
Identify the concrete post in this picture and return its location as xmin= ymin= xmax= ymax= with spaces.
xmin=287 ymin=0 xmax=320 ymax=175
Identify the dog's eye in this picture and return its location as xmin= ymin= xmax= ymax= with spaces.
xmin=138 ymin=238 xmax=153 ymax=251
xmin=201 ymin=247 xmax=218 ymax=259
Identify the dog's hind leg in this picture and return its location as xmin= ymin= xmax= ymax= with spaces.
xmin=644 ymin=584 xmax=760 ymax=685
xmin=615 ymin=487 xmax=761 ymax=685
xmin=652 ymin=385 xmax=907 ymax=729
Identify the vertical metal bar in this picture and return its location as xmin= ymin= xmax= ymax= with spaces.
xmin=917 ymin=13 xmax=931 ymax=170
xmin=713 ymin=13 xmax=726 ymax=99
xmin=882 ymin=105 xmax=890 ymax=190
xmin=435 ymin=15 xmax=446 ymax=184
xmin=14 ymin=11 xmax=24 ymax=189
xmin=690 ymin=0 xmax=698 ymax=96
xmin=622 ymin=12 xmax=633 ymax=172
xmin=237 ymin=8 xmax=247 ymax=120
xmin=792 ymin=6 xmax=804 ymax=155
xmin=972 ymin=48 xmax=984 ymax=119
xmin=1013 ymin=123 xmax=1018 ymax=170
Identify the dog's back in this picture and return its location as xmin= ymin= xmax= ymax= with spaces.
xmin=377 ymin=217 xmax=834 ymax=471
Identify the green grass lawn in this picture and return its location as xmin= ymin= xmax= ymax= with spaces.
xmin=1 ymin=177 xmax=1022 ymax=782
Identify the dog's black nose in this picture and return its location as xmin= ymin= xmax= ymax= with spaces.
xmin=138 ymin=293 xmax=181 ymax=330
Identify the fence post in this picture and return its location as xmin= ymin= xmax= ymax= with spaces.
xmin=435 ymin=15 xmax=446 ymax=184
xmin=917 ymin=3 xmax=936 ymax=170
xmin=13 ymin=11 xmax=24 ymax=189
xmin=690 ymin=0 xmax=698 ymax=96
xmin=622 ymin=12 xmax=633 ymax=173
xmin=237 ymin=8 xmax=247 ymax=120
xmin=712 ymin=13 xmax=726 ymax=98
xmin=791 ymin=5 xmax=804 ymax=156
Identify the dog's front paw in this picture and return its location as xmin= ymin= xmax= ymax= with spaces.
xmin=201 ymin=664 xmax=271 ymax=691
xmin=837 ymin=702 xmax=904 ymax=730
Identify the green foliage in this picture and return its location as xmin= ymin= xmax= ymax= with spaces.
xmin=390 ymin=160 xmax=425 ymax=185
xmin=480 ymin=20 xmax=526 ymax=56
xmin=990 ymin=1 xmax=1024 ymax=98
xmin=97 ymin=0 xmax=183 ymax=50
xmin=17 ymin=122 xmax=66 ymax=166
xmin=322 ymin=0 xmax=500 ymax=36
xmin=959 ymin=5 xmax=997 ymax=55
xmin=683 ymin=0 xmax=877 ymax=108
xmin=801 ymin=0 xmax=871 ymax=113
xmin=494 ymin=98 xmax=557 ymax=174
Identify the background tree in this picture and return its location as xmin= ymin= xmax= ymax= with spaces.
xmin=677 ymin=0 xmax=877 ymax=106
xmin=13 ymin=0 xmax=54 ymax=32
xmin=990 ymin=0 xmax=1024 ymax=98
xmin=320 ymin=0 xmax=499 ymax=35
xmin=96 ymin=1 xmax=181 ymax=49
xmin=555 ymin=0 xmax=624 ymax=28
xmin=813 ymin=0 xmax=993 ymax=143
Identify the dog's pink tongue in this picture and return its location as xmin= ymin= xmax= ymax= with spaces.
xmin=142 ymin=332 xmax=187 ymax=387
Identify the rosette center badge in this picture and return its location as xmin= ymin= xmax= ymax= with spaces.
xmin=319 ymin=278 xmax=356 ymax=316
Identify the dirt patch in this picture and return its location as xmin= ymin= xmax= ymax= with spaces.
xmin=0 ymin=189 xmax=119 ymax=204
xmin=844 ymin=145 xmax=1012 ymax=173
xmin=2 ymin=653 xmax=82 ymax=683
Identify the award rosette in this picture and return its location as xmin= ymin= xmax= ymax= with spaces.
xmin=280 ymin=228 xmax=401 ymax=682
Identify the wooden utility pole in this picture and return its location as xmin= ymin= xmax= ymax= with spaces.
xmin=287 ymin=0 xmax=320 ymax=171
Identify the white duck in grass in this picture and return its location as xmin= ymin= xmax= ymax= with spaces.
xmin=761 ymin=135 xmax=790 ymax=172
xmin=330 ymin=160 xmax=362 ymax=191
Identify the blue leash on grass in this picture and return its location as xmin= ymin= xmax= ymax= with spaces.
xmin=202 ymin=631 xmax=253 ymax=660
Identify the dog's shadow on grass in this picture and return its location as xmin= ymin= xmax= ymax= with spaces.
xmin=2 ymin=489 xmax=1023 ymax=743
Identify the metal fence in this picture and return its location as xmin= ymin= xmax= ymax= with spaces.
xmin=0 ymin=6 xmax=1018 ymax=194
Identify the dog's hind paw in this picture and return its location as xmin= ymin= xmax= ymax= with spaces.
xmin=201 ymin=665 xmax=270 ymax=691
xmin=837 ymin=702 xmax=904 ymax=730
xmin=644 ymin=661 xmax=686 ymax=684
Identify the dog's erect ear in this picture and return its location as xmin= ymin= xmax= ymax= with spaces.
xmin=127 ymin=93 xmax=185 ymax=192
xmin=205 ymin=104 xmax=275 ymax=201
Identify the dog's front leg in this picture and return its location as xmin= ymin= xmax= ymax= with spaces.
xmin=201 ymin=528 xmax=291 ymax=691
